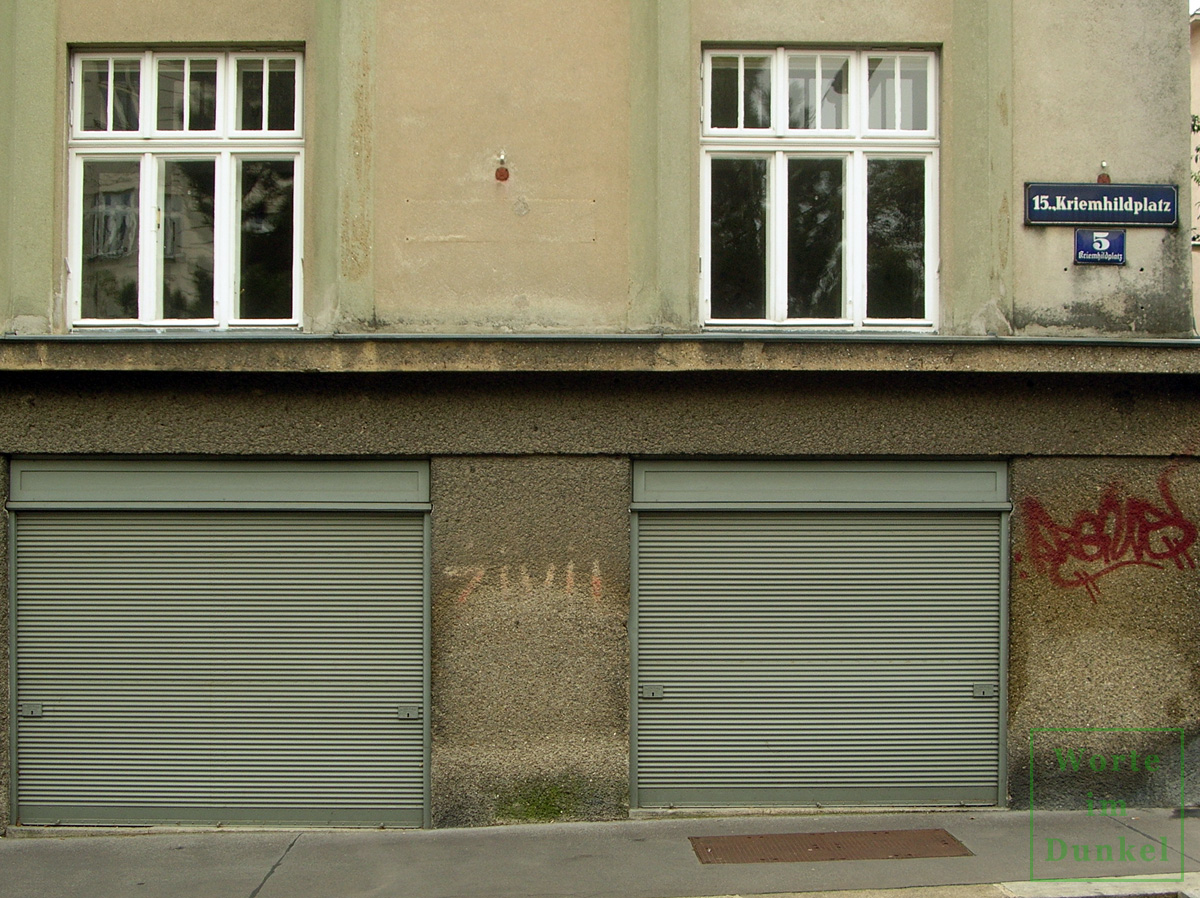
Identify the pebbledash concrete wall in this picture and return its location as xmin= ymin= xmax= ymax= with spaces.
xmin=1009 ymin=457 xmax=1200 ymax=808
xmin=430 ymin=455 xmax=631 ymax=826
xmin=0 ymin=356 xmax=1199 ymax=826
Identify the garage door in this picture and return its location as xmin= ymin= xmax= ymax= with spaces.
xmin=11 ymin=459 xmax=430 ymax=827
xmin=632 ymin=461 xmax=1008 ymax=808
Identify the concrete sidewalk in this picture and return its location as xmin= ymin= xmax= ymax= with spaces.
xmin=1 ymin=808 xmax=1196 ymax=898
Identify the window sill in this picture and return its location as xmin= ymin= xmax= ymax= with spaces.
xmin=703 ymin=321 xmax=938 ymax=333
xmin=70 ymin=323 xmax=302 ymax=333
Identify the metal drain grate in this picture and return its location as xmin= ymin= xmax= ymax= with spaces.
xmin=689 ymin=828 xmax=974 ymax=864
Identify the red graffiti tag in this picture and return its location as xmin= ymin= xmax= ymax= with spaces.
xmin=1020 ymin=470 xmax=1197 ymax=602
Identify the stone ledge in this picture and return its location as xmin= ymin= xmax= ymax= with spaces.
xmin=0 ymin=335 xmax=1197 ymax=375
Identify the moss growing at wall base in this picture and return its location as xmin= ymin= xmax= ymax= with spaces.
xmin=433 ymin=751 xmax=629 ymax=827
xmin=494 ymin=773 xmax=588 ymax=825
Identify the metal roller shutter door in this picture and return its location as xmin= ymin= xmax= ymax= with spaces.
xmin=634 ymin=510 xmax=1004 ymax=808
xmin=14 ymin=510 xmax=427 ymax=827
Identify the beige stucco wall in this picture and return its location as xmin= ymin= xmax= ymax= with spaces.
xmin=2 ymin=3 xmax=57 ymax=336
xmin=1191 ymin=16 xmax=1200 ymax=327
xmin=370 ymin=2 xmax=632 ymax=333
xmin=1 ymin=0 xmax=1190 ymax=336
xmin=0 ymin=1 xmax=12 ymax=333
xmin=1011 ymin=1 xmax=1193 ymax=335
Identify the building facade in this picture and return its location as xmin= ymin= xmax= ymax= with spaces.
xmin=0 ymin=0 xmax=1197 ymax=829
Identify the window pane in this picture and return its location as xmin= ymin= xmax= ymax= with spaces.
xmin=157 ymin=60 xmax=185 ymax=130
xmin=787 ymin=158 xmax=843 ymax=319
xmin=866 ymin=158 xmax=925 ymax=319
xmin=867 ymin=56 xmax=895 ymax=130
xmin=190 ymin=59 xmax=218 ymax=130
xmin=161 ymin=160 xmax=215 ymax=319
xmin=238 ymin=60 xmax=265 ymax=130
xmin=81 ymin=60 xmax=109 ymax=131
xmin=710 ymin=56 xmax=739 ymax=128
xmin=821 ymin=56 xmax=849 ymax=129
xmin=788 ymin=56 xmax=816 ymax=129
xmin=239 ymin=159 xmax=294 ymax=319
xmin=899 ymin=57 xmax=928 ymax=130
xmin=267 ymin=60 xmax=296 ymax=131
xmin=112 ymin=60 xmax=140 ymax=131
xmin=743 ymin=56 xmax=772 ymax=129
xmin=710 ymin=158 xmax=767 ymax=319
xmin=81 ymin=160 xmax=140 ymax=319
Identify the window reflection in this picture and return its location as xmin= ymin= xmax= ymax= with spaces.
xmin=711 ymin=57 xmax=739 ymax=128
xmin=743 ymin=57 xmax=772 ymax=129
xmin=710 ymin=158 xmax=768 ymax=319
xmin=161 ymin=160 xmax=215 ymax=319
xmin=239 ymin=160 xmax=294 ymax=319
xmin=82 ymin=160 xmax=140 ymax=319
xmin=788 ymin=158 xmax=844 ymax=319
xmin=866 ymin=158 xmax=925 ymax=319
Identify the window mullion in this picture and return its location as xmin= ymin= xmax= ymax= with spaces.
xmin=848 ymin=149 xmax=867 ymax=325
xmin=140 ymin=51 xmax=153 ymax=137
xmin=774 ymin=48 xmax=787 ymax=135
xmin=848 ymin=52 xmax=859 ymax=136
xmin=223 ymin=55 xmax=235 ymax=136
xmin=699 ymin=151 xmax=710 ymax=319
xmin=214 ymin=152 xmax=233 ymax=327
xmin=154 ymin=154 xmax=168 ymax=318
xmin=813 ymin=56 xmax=823 ymax=131
xmin=771 ymin=151 xmax=788 ymax=321
xmin=182 ymin=58 xmax=191 ymax=132
xmin=737 ymin=56 xmax=745 ymax=129
xmin=260 ymin=59 xmax=271 ymax=132
xmin=925 ymin=150 xmax=939 ymax=327
xmin=893 ymin=55 xmax=902 ymax=132
xmin=138 ymin=153 xmax=157 ymax=321
xmin=70 ymin=57 xmax=80 ymax=134
xmin=290 ymin=151 xmax=304 ymax=323
xmin=67 ymin=153 xmax=83 ymax=321
xmin=105 ymin=59 xmax=116 ymax=135
xmin=772 ymin=52 xmax=787 ymax=321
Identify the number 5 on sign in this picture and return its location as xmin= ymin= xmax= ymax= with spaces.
xmin=1073 ymin=228 xmax=1125 ymax=265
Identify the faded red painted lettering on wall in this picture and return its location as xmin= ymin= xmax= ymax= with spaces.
xmin=1018 ymin=469 xmax=1197 ymax=601
xmin=443 ymin=560 xmax=602 ymax=603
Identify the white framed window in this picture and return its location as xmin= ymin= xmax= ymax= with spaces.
xmin=68 ymin=50 xmax=304 ymax=328
xmin=701 ymin=48 xmax=938 ymax=329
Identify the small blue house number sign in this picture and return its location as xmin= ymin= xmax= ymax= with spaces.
xmin=1074 ymin=229 xmax=1125 ymax=265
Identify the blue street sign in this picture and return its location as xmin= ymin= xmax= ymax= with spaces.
xmin=1025 ymin=183 xmax=1177 ymax=227
xmin=1074 ymin=229 xmax=1125 ymax=265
